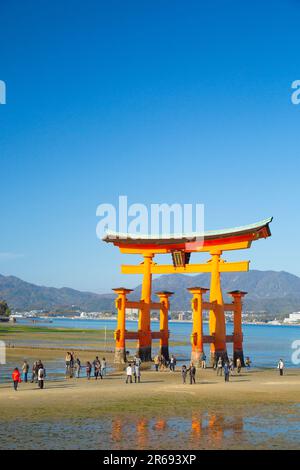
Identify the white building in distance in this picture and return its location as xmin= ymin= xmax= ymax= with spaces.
xmin=284 ymin=312 xmax=300 ymax=323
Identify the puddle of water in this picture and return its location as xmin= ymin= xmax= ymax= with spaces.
xmin=1 ymin=408 xmax=300 ymax=450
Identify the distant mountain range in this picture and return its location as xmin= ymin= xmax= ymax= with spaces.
xmin=1 ymin=270 xmax=300 ymax=314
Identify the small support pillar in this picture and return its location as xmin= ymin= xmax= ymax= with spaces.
xmin=113 ymin=287 xmax=133 ymax=363
xmin=188 ymin=287 xmax=209 ymax=366
xmin=228 ymin=290 xmax=247 ymax=367
xmin=156 ymin=291 xmax=173 ymax=361
xmin=209 ymin=250 xmax=227 ymax=364
xmin=137 ymin=253 xmax=154 ymax=361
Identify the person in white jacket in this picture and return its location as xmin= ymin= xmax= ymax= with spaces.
xmin=277 ymin=359 xmax=284 ymax=376
xmin=38 ymin=366 xmax=46 ymax=389
xmin=126 ymin=364 xmax=133 ymax=384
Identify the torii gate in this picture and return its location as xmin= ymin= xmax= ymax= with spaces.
xmin=103 ymin=217 xmax=272 ymax=365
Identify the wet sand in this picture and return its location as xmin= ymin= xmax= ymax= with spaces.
xmin=1 ymin=328 xmax=300 ymax=449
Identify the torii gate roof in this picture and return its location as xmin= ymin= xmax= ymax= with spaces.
xmin=103 ymin=217 xmax=273 ymax=253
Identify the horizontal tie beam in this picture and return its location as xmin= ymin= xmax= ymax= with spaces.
xmin=125 ymin=300 xmax=162 ymax=310
xmin=121 ymin=261 xmax=249 ymax=275
xmin=125 ymin=301 xmax=142 ymax=309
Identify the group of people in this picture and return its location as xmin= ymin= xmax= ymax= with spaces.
xmin=214 ymin=356 xmax=252 ymax=381
xmin=179 ymin=356 xmax=254 ymax=385
xmin=86 ymin=356 xmax=107 ymax=380
xmin=65 ymin=352 xmax=107 ymax=380
xmin=10 ymin=353 xmax=287 ymax=391
xmin=181 ymin=363 xmax=197 ymax=384
xmin=153 ymin=354 xmax=177 ymax=371
xmin=12 ymin=359 xmax=46 ymax=391
xmin=125 ymin=355 xmax=142 ymax=383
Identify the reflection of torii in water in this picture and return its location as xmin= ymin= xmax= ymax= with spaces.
xmin=104 ymin=217 xmax=272 ymax=366
xmin=110 ymin=414 xmax=244 ymax=448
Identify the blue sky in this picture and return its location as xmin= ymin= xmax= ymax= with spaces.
xmin=0 ymin=0 xmax=300 ymax=292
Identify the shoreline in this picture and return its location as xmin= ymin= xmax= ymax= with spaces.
xmin=14 ymin=316 xmax=300 ymax=327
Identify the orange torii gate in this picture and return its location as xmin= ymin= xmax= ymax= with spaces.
xmin=103 ymin=217 xmax=272 ymax=365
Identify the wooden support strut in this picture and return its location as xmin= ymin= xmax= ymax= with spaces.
xmin=113 ymin=288 xmax=133 ymax=364
xmin=156 ymin=291 xmax=173 ymax=361
xmin=209 ymin=250 xmax=227 ymax=364
xmin=188 ymin=287 xmax=209 ymax=366
xmin=227 ymin=290 xmax=247 ymax=367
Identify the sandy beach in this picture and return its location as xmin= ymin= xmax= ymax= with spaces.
xmin=1 ymin=345 xmax=300 ymax=449
xmin=1 ymin=325 xmax=300 ymax=449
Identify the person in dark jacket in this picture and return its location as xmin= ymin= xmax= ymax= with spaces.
xmin=187 ymin=362 xmax=196 ymax=384
xmin=224 ymin=361 xmax=230 ymax=382
xmin=86 ymin=361 xmax=92 ymax=380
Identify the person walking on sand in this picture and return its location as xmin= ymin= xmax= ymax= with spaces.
xmin=126 ymin=363 xmax=133 ymax=384
xmin=277 ymin=359 xmax=284 ymax=376
xmin=154 ymin=355 xmax=160 ymax=372
xmin=169 ymin=355 xmax=176 ymax=372
xmin=12 ymin=367 xmax=22 ymax=391
xmin=236 ymin=357 xmax=242 ymax=374
xmin=245 ymin=356 xmax=252 ymax=371
xmin=160 ymin=355 xmax=166 ymax=370
xmin=31 ymin=361 xmax=39 ymax=383
xmin=217 ymin=357 xmax=223 ymax=376
xmin=224 ymin=361 xmax=230 ymax=382
xmin=38 ymin=364 xmax=46 ymax=389
xmin=187 ymin=362 xmax=196 ymax=385
xmin=134 ymin=361 xmax=141 ymax=383
xmin=22 ymin=360 xmax=29 ymax=383
xmin=65 ymin=352 xmax=71 ymax=378
xmin=181 ymin=365 xmax=188 ymax=384
xmin=86 ymin=361 xmax=92 ymax=380
xmin=93 ymin=356 xmax=102 ymax=380
xmin=75 ymin=357 xmax=81 ymax=378
xmin=69 ymin=351 xmax=75 ymax=378
xmin=134 ymin=355 xmax=142 ymax=367
xmin=201 ymin=353 xmax=206 ymax=369
xmin=101 ymin=357 xmax=107 ymax=377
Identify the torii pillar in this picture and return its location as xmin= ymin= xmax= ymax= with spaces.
xmin=113 ymin=287 xmax=133 ymax=363
xmin=137 ymin=254 xmax=153 ymax=361
xmin=228 ymin=290 xmax=247 ymax=367
xmin=209 ymin=250 xmax=227 ymax=364
xmin=188 ymin=287 xmax=209 ymax=366
xmin=156 ymin=291 xmax=173 ymax=361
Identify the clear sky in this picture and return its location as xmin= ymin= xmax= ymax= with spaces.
xmin=0 ymin=0 xmax=300 ymax=292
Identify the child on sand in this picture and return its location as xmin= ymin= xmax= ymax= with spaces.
xmin=86 ymin=361 xmax=92 ymax=380
xmin=126 ymin=364 xmax=133 ymax=383
xmin=181 ymin=365 xmax=187 ymax=384
xmin=12 ymin=367 xmax=21 ymax=391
